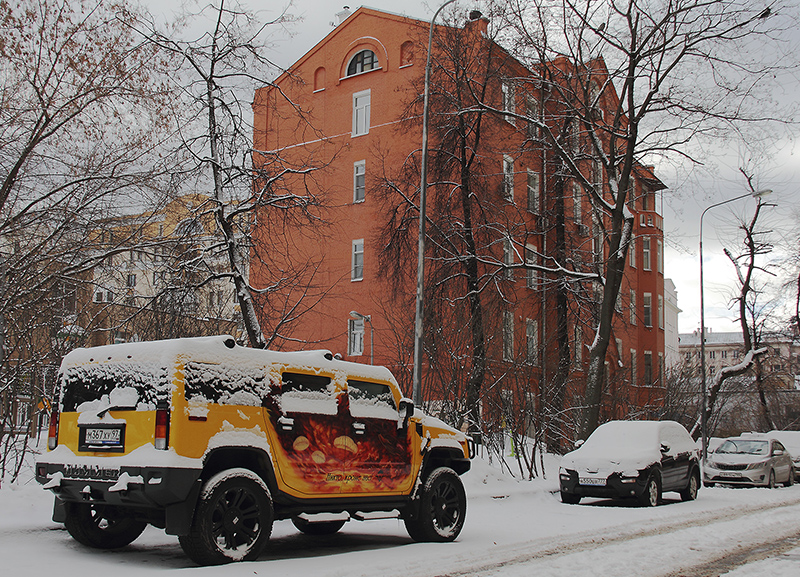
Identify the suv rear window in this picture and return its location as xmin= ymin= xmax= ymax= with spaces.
xmin=60 ymin=363 xmax=170 ymax=413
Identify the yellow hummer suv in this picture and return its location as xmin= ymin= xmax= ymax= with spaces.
xmin=36 ymin=336 xmax=472 ymax=565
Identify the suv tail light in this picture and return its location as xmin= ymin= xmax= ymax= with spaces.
xmin=48 ymin=409 xmax=59 ymax=450
xmin=154 ymin=404 xmax=170 ymax=450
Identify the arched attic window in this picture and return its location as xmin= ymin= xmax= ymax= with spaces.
xmin=347 ymin=49 xmax=378 ymax=76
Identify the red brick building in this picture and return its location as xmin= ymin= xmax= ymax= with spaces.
xmin=252 ymin=7 xmax=666 ymax=437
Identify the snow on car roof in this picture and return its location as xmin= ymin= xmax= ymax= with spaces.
xmin=60 ymin=335 xmax=398 ymax=384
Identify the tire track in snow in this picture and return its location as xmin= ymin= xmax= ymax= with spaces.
xmin=433 ymin=494 xmax=800 ymax=577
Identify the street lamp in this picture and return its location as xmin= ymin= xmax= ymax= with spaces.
xmin=413 ymin=0 xmax=457 ymax=406
xmin=350 ymin=310 xmax=373 ymax=365
xmin=699 ymin=188 xmax=771 ymax=464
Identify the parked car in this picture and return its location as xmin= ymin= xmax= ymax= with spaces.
xmin=559 ymin=420 xmax=701 ymax=507
xmin=704 ymin=435 xmax=794 ymax=488
xmin=766 ymin=430 xmax=800 ymax=482
xmin=36 ymin=336 xmax=472 ymax=565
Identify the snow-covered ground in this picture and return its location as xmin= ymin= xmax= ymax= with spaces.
xmin=2 ymin=444 xmax=800 ymax=576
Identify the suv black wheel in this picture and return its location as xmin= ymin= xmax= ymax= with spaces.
xmin=638 ymin=472 xmax=661 ymax=507
xmin=179 ymin=468 xmax=273 ymax=566
xmin=784 ymin=467 xmax=795 ymax=487
xmin=680 ymin=469 xmax=700 ymax=502
xmin=561 ymin=491 xmax=581 ymax=504
xmin=404 ymin=467 xmax=466 ymax=542
xmin=292 ymin=516 xmax=346 ymax=535
xmin=64 ymin=503 xmax=146 ymax=549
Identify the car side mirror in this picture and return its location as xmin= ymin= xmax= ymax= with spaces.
xmin=398 ymin=398 xmax=414 ymax=430
xmin=774 ymin=448 xmax=784 ymax=456
xmin=575 ymin=439 xmax=585 ymax=449
xmin=660 ymin=442 xmax=671 ymax=453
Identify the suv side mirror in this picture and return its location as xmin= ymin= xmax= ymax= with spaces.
xmin=575 ymin=439 xmax=585 ymax=449
xmin=773 ymin=448 xmax=784 ymax=457
xmin=398 ymin=398 xmax=414 ymax=430
xmin=660 ymin=442 xmax=671 ymax=453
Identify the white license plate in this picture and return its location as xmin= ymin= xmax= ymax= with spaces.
xmin=85 ymin=428 xmax=122 ymax=445
xmin=579 ymin=477 xmax=606 ymax=486
xmin=720 ymin=471 xmax=742 ymax=478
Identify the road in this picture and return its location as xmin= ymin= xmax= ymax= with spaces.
xmin=3 ymin=478 xmax=800 ymax=576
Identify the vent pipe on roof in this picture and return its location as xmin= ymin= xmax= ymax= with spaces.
xmin=333 ymin=6 xmax=351 ymax=26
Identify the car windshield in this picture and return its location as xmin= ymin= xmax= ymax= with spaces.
xmin=580 ymin=421 xmax=659 ymax=453
xmin=716 ymin=439 xmax=769 ymax=455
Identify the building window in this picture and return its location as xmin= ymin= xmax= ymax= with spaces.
xmin=574 ymin=323 xmax=583 ymax=367
xmin=568 ymin=117 xmax=579 ymax=153
xmin=709 ymin=350 xmax=715 ymax=360
xmin=126 ymin=274 xmax=136 ymax=288
xmin=527 ymin=170 xmax=539 ymax=213
xmin=525 ymin=244 xmax=537 ymax=289
xmin=658 ymin=295 xmax=664 ymax=329
xmin=352 ymin=239 xmax=364 ymax=281
xmin=627 ymin=177 xmax=636 ymax=211
xmin=573 ymin=182 xmax=582 ymax=225
xmin=657 ymin=239 xmax=663 ymax=274
xmin=352 ymin=90 xmax=371 ymax=136
xmin=503 ymin=237 xmax=514 ymax=279
xmin=630 ymin=349 xmax=637 ymax=385
xmin=592 ymin=215 xmax=602 ymax=264
xmin=348 ymin=318 xmax=364 ymax=356
xmin=353 ymin=160 xmax=366 ymax=202
xmin=503 ymin=310 xmax=514 ymax=362
xmin=643 ymin=293 xmax=652 ymax=327
xmin=642 ymin=237 xmax=651 ymax=271
xmin=644 ymin=352 xmax=653 ymax=385
xmin=526 ymin=318 xmax=539 ymax=366
xmin=502 ymin=80 xmax=515 ymax=124
xmin=630 ymin=290 xmax=636 ymax=325
xmin=593 ymin=157 xmax=602 ymax=189
xmin=503 ymin=155 xmax=514 ymax=201
xmin=616 ymin=338 xmax=623 ymax=362
xmin=526 ymin=96 xmax=539 ymax=138
xmin=629 ymin=236 xmax=636 ymax=268
xmin=400 ymin=41 xmax=414 ymax=66
xmin=721 ymin=350 xmax=728 ymax=359
xmin=347 ymin=50 xmax=377 ymax=76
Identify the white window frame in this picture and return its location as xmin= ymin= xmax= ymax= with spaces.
xmin=527 ymin=170 xmax=540 ymax=213
xmin=503 ymin=155 xmax=514 ymax=201
xmin=526 ymin=95 xmax=539 ymax=138
xmin=351 ymin=239 xmax=364 ymax=281
xmin=630 ymin=349 xmax=637 ymax=385
xmin=353 ymin=160 xmax=366 ymax=202
xmin=642 ymin=237 xmax=651 ymax=271
xmin=629 ymin=236 xmax=636 ymax=268
xmin=630 ymin=290 xmax=637 ymax=325
xmin=502 ymin=80 xmax=515 ymax=125
xmin=503 ymin=310 xmax=514 ymax=362
xmin=525 ymin=244 xmax=537 ymax=289
xmin=503 ymin=237 xmax=514 ymax=279
xmin=643 ymin=292 xmax=652 ymax=327
xmin=658 ymin=294 xmax=664 ymax=329
xmin=348 ymin=318 xmax=365 ymax=356
xmin=526 ymin=318 xmax=539 ymax=366
xmin=657 ymin=239 xmax=663 ymax=274
xmin=574 ymin=323 xmax=583 ymax=367
xmin=573 ymin=182 xmax=582 ymax=225
xmin=352 ymin=89 xmax=371 ymax=137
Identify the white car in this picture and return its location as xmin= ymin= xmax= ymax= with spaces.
xmin=704 ymin=436 xmax=794 ymax=488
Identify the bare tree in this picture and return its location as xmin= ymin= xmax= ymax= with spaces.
xmin=500 ymin=0 xmax=794 ymax=438
xmin=132 ymin=0 xmax=327 ymax=349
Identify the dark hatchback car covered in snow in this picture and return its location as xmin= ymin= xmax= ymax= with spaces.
xmin=559 ymin=420 xmax=701 ymax=506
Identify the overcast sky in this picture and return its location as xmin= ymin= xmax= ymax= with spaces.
xmin=141 ymin=0 xmax=800 ymax=336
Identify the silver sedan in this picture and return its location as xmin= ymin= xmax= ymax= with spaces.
xmin=704 ymin=437 xmax=795 ymax=488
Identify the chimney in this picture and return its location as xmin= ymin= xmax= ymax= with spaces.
xmin=464 ymin=9 xmax=488 ymax=35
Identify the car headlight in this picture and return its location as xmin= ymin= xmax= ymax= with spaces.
xmin=746 ymin=461 xmax=770 ymax=470
xmin=707 ymin=461 xmax=720 ymax=469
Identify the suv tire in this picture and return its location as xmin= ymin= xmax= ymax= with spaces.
xmin=404 ymin=467 xmax=466 ymax=542
xmin=561 ymin=491 xmax=581 ymax=504
xmin=179 ymin=468 xmax=273 ymax=565
xmin=64 ymin=503 xmax=146 ymax=549
xmin=291 ymin=516 xmax=346 ymax=535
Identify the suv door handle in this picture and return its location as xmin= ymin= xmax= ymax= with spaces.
xmin=353 ymin=422 xmax=366 ymax=435
xmin=278 ymin=416 xmax=294 ymax=430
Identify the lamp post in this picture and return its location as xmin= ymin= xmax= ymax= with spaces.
xmin=412 ymin=0 xmax=457 ymax=406
xmin=350 ymin=310 xmax=373 ymax=365
xmin=699 ymin=188 xmax=771 ymax=464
